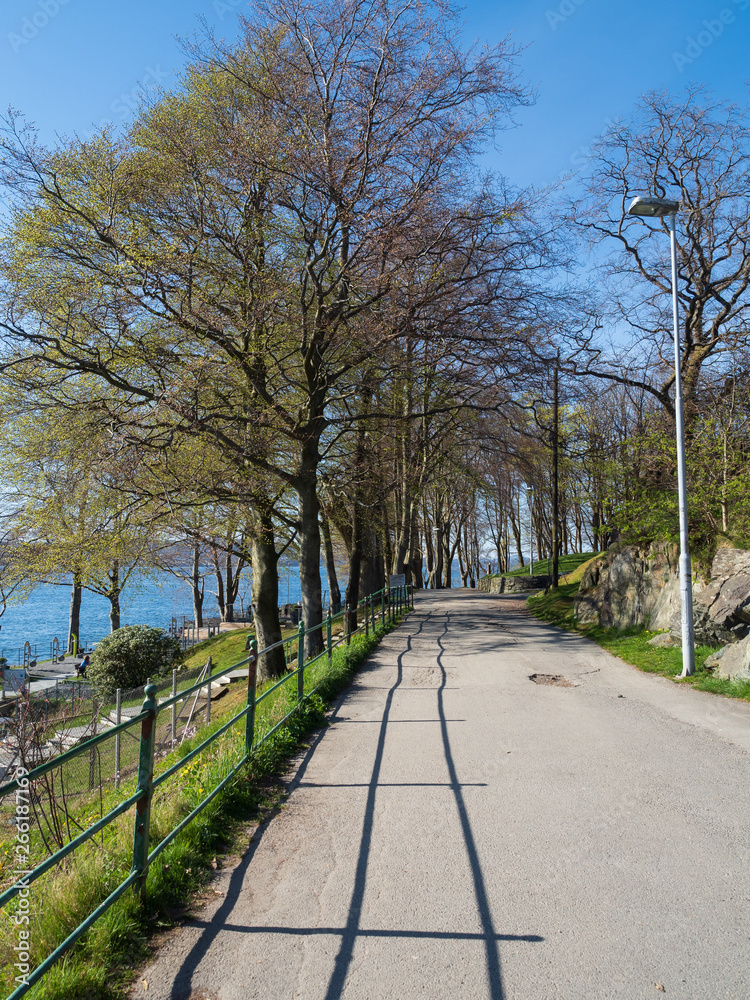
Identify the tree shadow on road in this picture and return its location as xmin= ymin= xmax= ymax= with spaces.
xmin=166 ymin=607 xmax=543 ymax=1000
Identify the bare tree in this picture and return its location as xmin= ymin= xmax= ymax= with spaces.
xmin=570 ymin=87 xmax=750 ymax=420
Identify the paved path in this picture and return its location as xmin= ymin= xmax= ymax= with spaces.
xmin=133 ymin=590 xmax=750 ymax=1000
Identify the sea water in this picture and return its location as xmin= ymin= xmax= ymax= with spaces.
xmin=1 ymin=563 xmax=462 ymax=664
xmin=0 ymin=571 xmax=269 ymax=663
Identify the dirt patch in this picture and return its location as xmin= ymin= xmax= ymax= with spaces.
xmin=495 ymin=597 xmax=531 ymax=614
xmin=529 ymin=673 xmax=574 ymax=687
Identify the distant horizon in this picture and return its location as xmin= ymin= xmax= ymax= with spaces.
xmin=0 ymin=561 xmax=474 ymax=662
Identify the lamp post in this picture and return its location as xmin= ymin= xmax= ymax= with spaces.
xmin=627 ymin=195 xmax=695 ymax=676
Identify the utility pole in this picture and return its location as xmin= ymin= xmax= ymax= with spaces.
xmin=552 ymin=365 xmax=560 ymax=588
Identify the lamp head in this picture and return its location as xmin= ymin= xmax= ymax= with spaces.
xmin=627 ymin=195 xmax=679 ymax=218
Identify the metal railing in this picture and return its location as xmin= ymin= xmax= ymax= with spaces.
xmin=0 ymin=583 xmax=413 ymax=999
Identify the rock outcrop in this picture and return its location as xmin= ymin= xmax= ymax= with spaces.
xmin=686 ymin=547 xmax=750 ymax=644
xmin=574 ymin=543 xmax=750 ymax=649
xmin=574 ymin=543 xmax=688 ymax=630
xmin=704 ymin=634 xmax=750 ymax=681
xmin=477 ymin=574 xmax=549 ymax=594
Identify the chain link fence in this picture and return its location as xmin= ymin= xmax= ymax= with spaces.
xmin=0 ymin=658 xmax=219 ymax=871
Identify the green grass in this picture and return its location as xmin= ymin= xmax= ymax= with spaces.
xmin=490 ymin=551 xmax=595 ymax=579
xmin=0 ymin=611 xmax=408 ymax=1000
xmin=178 ymin=619 xmax=320 ymax=674
xmin=526 ymin=585 xmax=750 ymax=702
xmin=178 ymin=627 xmax=256 ymax=673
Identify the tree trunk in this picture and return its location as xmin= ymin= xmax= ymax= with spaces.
xmin=297 ymin=449 xmax=323 ymax=658
xmin=345 ymin=499 xmax=363 ymax=630
xmin=109 ymin=560 xmax=121 ymax=632
xmin=441 ymin=521 xmax=452 ymax=589
xmin=552 ymin=366 xmax=560 ymax=588
xmin=722 ymin=430 xmax=729 ymax=532
xmin=320 ymin=509 xmax=342 ymax=612
xmin=344 ymin=403 xmax=369 ymax=627
xmin=408 ymin=509 xmax=423 ymax=588
xmin=424 ymin=506 xmax=435 ymax=588
xmin=458 ymin=528 xmax=469 ymax=587
xmin=381 ymin=500 xmax=393 ymax=581
xmin=509 ymin=496 xmax=524 ymax=568
xmin=359 ymin=523 xmax=384 ymax=598
xmin=251 ymin=510 xmax=286 ymax=682
xmin=191 ymin=541 xmax=204 ymax=627
xmin=434 ymin=526 xmax=444 ymax=589
xmin=67 ymin=571 xmax=82 ymax=653
xmin=224 ymin=549 xmax=235 ymax=622
xmin=211 ymin=545 xmax=226 ymax=620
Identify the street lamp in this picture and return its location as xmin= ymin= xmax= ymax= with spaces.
xmin=627 ymin=195 xmax=695 ymax=676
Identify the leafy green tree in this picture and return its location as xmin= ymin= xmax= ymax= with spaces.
xmin=0 ymin=388 xmax=157 ymax=644
xmin=0 ymin=0 xmax=537 ymax=657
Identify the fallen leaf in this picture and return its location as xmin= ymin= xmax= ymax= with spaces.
xmin=654 ymin=983 xmax=665 ymax=992
xmin=141 ymin=980 xmax=148 ymax=991
xmin=210 ymin=857 xmax=218 ymax=869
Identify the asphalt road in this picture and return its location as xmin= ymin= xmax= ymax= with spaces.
xmin=133 ymin=590 xmax=750 ymax=1000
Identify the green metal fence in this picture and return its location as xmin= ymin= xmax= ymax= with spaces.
xmin=0 ymin=584 xmax=413 ymax=999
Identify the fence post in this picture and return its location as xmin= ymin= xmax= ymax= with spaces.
xmin=371 ymin=594 xmax=376 ymax=632
xmin=381 ymin=589 xmax=385 ymax=627
xmin=245 ymin=642 xmax=257 ymax=756
xmin=297 ymin=621 xmax=305 ymax=702
xmin=171 ymin=669 xmax=177 ymax=750
xmin=365 ymin=597 xmax=369 ymax=638
xmin=327 ymin=609 xmax=333 ymax=662
xmin=115 ymin=688 xmax=122 ymax=789
xmin=131 ymin=683 xmax=158 ymax=897
xmin=345 ymin=604 xmax=351 ymax=646
xmin=88 ymin=705 xmax=98 ymax=790
xmin=206 ymin=655 xmax=213 ymax=725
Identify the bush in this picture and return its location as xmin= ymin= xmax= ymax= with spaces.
xmin=88 ymin=625 xmax=181 ymax=698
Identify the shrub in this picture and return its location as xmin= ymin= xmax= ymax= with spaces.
xmin=88 ymin=625 xmax=181 ymax=698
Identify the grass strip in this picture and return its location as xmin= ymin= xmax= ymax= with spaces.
xmin=0 ymin=613 xmax=407 ymax=1000
xmin=526 ymin=584 xmax=750 ymax=702
xmin=485 ymin=551 xmax=595 ymax=581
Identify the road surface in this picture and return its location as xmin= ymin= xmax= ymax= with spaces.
xmin=133 ymin=590 xmax=750 ymax=1000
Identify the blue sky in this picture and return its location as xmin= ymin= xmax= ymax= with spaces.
xmin=1 ymin=0 xmax=748 ymax=191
